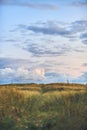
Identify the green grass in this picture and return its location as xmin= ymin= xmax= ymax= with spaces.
xmin=0 ymin=83 xmax=87 ymax=130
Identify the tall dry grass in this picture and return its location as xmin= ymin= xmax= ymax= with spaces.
xmin=0 ymin=84 xmax=87 ymax=130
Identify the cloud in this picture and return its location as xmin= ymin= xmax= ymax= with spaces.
xmin=71 ymin=20 xmax=87 ymax=33
xmin=34 ymin=68 xmax=45 ymax=77
xmin=5 ymin=39 xmax=16 ymax=42
xmin=0 ymin=68 xmax=14 ymax=77
xmin=0 ymin=57 xmax=46 ymax=84
xmin=0 ymin=57 xmax=38 ymax=69
xmin=83 ymin=63 xmax=87 ymax=66
xmin=79 ymin=32 xmax=87 ymax=45
xmin=82 ymin=40 xmax=87 ymax=45
xmin=23 ymin=43 xmax=70 ymax=57
xmin=0 ymin=57 xmax=69 ymax=84
xmin=0 ymin=57 xmax=87 ymax=84
xmin=0 ymin=67 xmax=29 ymax=79
xmin=74 ymin=48 xmax=85 ymax=52
xmin=27 ymin=24 xmax=72 ymax=37
xmin=13 ymin=19 xmax=87 ymax=56
xmin=0 ymin=0 xmax=59 ymax=10
xmin=0 ymin=58 xmax=27 ymax=68
xmin=21 ymin=3 xmax=59 ymax=10
xmin=0 ymin=66 xmax=45 ymax=84
xmin=15 ymin=67 xmax=30 ymax=79
xmin=80 ymin=33 xmax=87 ymax=39
xmin=17 ymin=20 xmax=87 ymax=40
xmin=72 ymin=0 xmax=87 ymax=7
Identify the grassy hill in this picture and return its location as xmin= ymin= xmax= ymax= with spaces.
xmin=0 ymin=83 xmax=87 ymax=130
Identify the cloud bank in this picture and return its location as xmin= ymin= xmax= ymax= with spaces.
xmin=0 ymin=58 xmax=87 ymax=84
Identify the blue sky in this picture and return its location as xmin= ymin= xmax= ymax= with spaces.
xmin=0 ymin=0 xmax=87 ymax=84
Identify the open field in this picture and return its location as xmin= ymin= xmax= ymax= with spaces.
xmin=0 ymin=83 xmax=87 ymax=130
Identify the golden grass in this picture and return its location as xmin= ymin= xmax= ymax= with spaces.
xmin=0 ymin=83 xmax=87 ymax=130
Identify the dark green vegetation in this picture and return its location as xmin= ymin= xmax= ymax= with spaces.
xmin=0 ymin=83 xmax=87 ymax=130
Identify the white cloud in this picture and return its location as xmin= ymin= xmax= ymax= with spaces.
xmin=34 ymin=68 xmax=45 ymax=78
xmin=0 ymin=68 xmax=14 ymax=76
xmin=16 ymin=67 xmax=29 ymax=79
xmin=0 ymin=67 xmax=45 ymax=81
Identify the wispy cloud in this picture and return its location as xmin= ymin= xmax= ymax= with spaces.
xmin=0 ymin=57 xmax=37 ymax=69
xmin=71 ymin=0 xmax=87 ymax=7
xmin=28 ymin=25 xmax=71 ymax=36
xmin=22 ymin=42 xmax=71 ymax=57
xmin=21 ymin=3 xmax=59 ymax=10
xmin=0 ymin=0 xmax=59 ymax=10
xmin=17 ymin=21 xmax=73 ymax=38
xmin=17 ymin=20 xmax=87 ymax=42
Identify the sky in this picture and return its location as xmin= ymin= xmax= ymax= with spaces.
xmin=0 ymin=0 xmax=87 ymax=84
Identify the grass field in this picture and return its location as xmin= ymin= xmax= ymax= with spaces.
xmin=0 ymin=83 xmax=87 ymax=130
